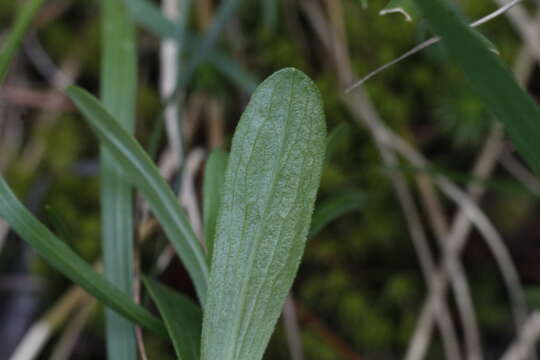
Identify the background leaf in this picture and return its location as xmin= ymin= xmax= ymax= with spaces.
xmin=100 ymin=0 xmax=138 ymax=358
xmin=66 ymin=86 xmax=210 ymax=305
xmin=144 ymin=278 xmax=202 ymax=360
xmin=203 ymin=149 xmax=229 ymax=262
xmin=309 ymin=190 xmax=365 ymax=239
xmin=201 ymin=68 xmax=326 ymax=360
xmin=412 ymin=0 xmax=540 ymax=174
xmin=0 ymin=177 xmax=166 ymax=336
xmin=0 ymin=0 xmax=44 ymax=85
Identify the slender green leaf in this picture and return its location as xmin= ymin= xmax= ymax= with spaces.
xmin=43 ymin=205 xmax=72 ymax=242
xmin=203 ymin=149 xmax=229 ymax=261
xmin=66 ymin=86 xmax=210 ymax=305
xmin=124 ymin=0 xmax=257 ymax=93
xmin=412 ymin=0 xmax=540 ymax=174
xmin=0 ymin=177 xmax=166 ymax=336
xmin=201 ymin=68 xmax=326 ymax=360
xmin=0 ymin=0 xmax=44 ymax=85
xmin=261 ymin=0 xmax=278 ymax=33
xmin=325 ymin=123 xmax=351 ymax=163
xmin=100 ymin=0 xmax=138 ymax=358
xmin=144 ymin=278 xmax=202 ymax=360
xmin=309 ymin=190 xmax=365 ymax=238
xmin=182 ymin=0 xmax=242 ymax=79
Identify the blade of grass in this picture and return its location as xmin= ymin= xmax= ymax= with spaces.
xmin=201 ymin=68 xmax=326 ymax=360
xmin=124 ymin=0 xmax=257 ymax=93
xmin=144 ymin=278 xmax=202 ymax=360
xmin=309 ymin=190 xmax=365 ymax=238
xmin=100 ymin=0 xmax=138 ymax=358
xmin=202 ymin=149 xmax=228 ymax=261
xmin=0 ymin=0 xmax=44 ymax=85
xmin=411 ymin=0 xmax=540 ymax=175
xmin=0 ymin=177 xmax=166 ymax=336
xmin=325 ymin=123 xmax=351 ymax=163
xmin=66 ymin=86 xmax=209 ymax=305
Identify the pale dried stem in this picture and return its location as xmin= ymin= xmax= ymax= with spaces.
xmin=9 ymin=220 xmax=158 ymax=360
xmin=48 ymin=298 xmax=96 ymax=360
xmin=283 ymin=294 xmax=305 ymax=360
xmin=160 ymin=0 xmax=184 ymax=173
xmin=345 ymin=0 xmax=525 ymax=92
xmin=301 ymin=2 xmax=463 ymax=360
xmin=501 ymin=312 xmax=540 ymax=360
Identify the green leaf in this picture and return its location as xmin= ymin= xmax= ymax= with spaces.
xmin=325 ymin=123 xmax=351 ymax=163
xmin=124 ymin=0 xmax=257 ymax=93
xmin=309 ymin=189 xmax=365 ymax=238
xmin=412 ymin=0 xmax=540 ymax=174
xmin=144 ymin=278 xmax=202 ymax=360
xmin=201 ymin=68 xmax=326 ymax=360
xmin=100 ymin=0 xmax=138 ymax=358
xmin=380 ymin=0 xmax=419 ymax=22
xmin=0 ymin=0 xmax=44 ymax=85
xmin=66 ymin=86 xmax=210 ymax=305
xmin=0 ymin=177 xmax=166 ymax=336
xmin=43 ymin=205 xmax=72 ymax=242
xmin=203 ymin=149 xmax=229 ymax=262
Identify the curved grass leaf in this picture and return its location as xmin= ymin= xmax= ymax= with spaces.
xmin=0 ymin=177 xmax=166 ymax=336
xmin=325 ymin=123 xmax=351 ymax=163
xmin=201 ymin=68 xmax=326 ymax=360
xmin=144 ymin=278 xmax=202 ymax=360
xmin=124 ymin=0 xmax=257 ymax=93
xmin=0 ymin=0 xmax=44 ymax=85
xmin=309 ymin=189 xmax=365 ymax=238
xmin=203 ymin=149 xmax=229 ymax=261
xmin=412 ymin=0 xmax=540 ymax=174
xmin=100 ymin=0 xmax=138 ymax=358
xmin=66 ymin=86 xmax=209 ymax=305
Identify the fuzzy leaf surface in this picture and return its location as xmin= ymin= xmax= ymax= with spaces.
xmin=201 ymin=68 xmax=326 ymax=360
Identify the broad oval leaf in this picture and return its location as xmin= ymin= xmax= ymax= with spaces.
xmin=201 ymin=68 xmax=326 ymax=360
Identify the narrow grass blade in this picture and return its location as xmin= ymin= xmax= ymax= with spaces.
xmin=100 ymin=0 xmax=137 ymax=358
xmin=412 ymin=0 xmax=540 ymax=175
xmin=182 ymin=0 xmax=242 ymax=79
xmin=0 ymin=177 xmax=166 ymax=336
xmin=0 ymin=0 xmax=44 ymax=85
xmin=201 ymin=68 xmax=326 ymax=360
xmin=144 ymin=278 xmax=202 ymax=360
xmin=66 ymin=86 xmax=209 ymax=305
xmin=325 ymin=123 xmax=351 ymax=163
xmin=309 ymin=190 xmax=365 ymax=238
xmin=124 ymin=0 xmax=257 ymax=93
xmin=203 ymin=149 xmax=228 ymax=261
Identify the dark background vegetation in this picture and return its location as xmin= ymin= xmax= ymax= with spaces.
xmin=1 ymin=0 xmax=539 ymax=358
